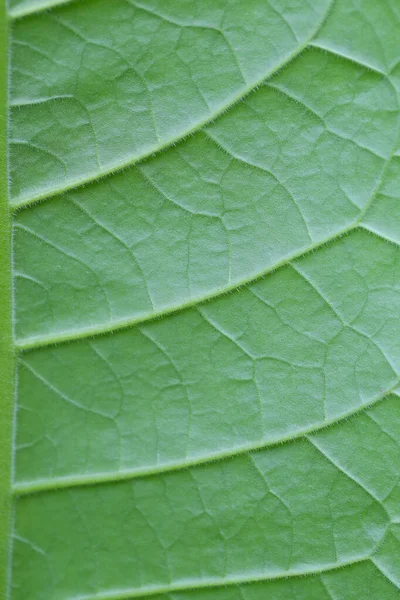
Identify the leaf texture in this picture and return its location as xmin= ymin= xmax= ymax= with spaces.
xmin=2 ymin=0 xmax=400 ymax=598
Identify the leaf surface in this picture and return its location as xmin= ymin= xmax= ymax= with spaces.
xmin=2 ymin=0 xmax=400 ymax=599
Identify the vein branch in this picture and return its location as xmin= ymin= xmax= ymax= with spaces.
xmin=10 ymin=0 xmax=335 ymax=210
xmin=12 ymin=382 xmax=398 ymax=496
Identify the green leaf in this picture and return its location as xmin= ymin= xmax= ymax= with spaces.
xmin=1 ymin=0 xmax=400 ymax=598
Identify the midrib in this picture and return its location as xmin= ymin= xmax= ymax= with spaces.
xmin=0 ymin=2 xmax=15 ymax=598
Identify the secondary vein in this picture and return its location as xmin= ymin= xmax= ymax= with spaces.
xmin=8 ymin=0 xmax=80 ymax=19
xmin=70 ymin=556 xmax=370 ymax=600
xmin=15 ymin=219 xmax=357 ymax=350
xmin=10 ymin=0 xmax=334 ymax=210
xmin=12 ymin=382 xmax=398 ymax=497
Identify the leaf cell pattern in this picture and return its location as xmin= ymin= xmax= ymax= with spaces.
xmin=4 ymin=0 xmax=400 ymax=599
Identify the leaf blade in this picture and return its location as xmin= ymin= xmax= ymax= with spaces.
xmin=6 ymin=1 xmax=400 ymax=599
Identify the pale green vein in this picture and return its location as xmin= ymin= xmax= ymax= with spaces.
xmin=14 ymin=221 xmax=356 ymax=350
xmin=309 ymin=41 xmax=387 ymax=75
xmin=14 ymin=219 xmax=400 ymax=352
xmin=70 ymin=557 xmax=372 ymax=600
xmin=371 ymin=558 xmax=400 ymax=590
xmin=307 ymin=437 xmax=390 ymax=512
xmin=10 ymin=0 xmax=335 ymax=210
xmin=12 ymin=382 xmax=398 ymax=496
xmin=360 ymin=223 xmax=400 ymax=246
xmin=8 ymin=0 xmax=80 ymax=20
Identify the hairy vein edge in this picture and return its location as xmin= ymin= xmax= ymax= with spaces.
xmin=9 ymin=0 xmax=334 ymax=210
xmin=14 ymin=223 xmax=400 ymax=351
xmin=12 ymin=382 xmax=399 ymax=496
xmin=69 ymin=556 xmax=393 ymax=600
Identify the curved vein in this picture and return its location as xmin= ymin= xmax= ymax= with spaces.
xmin=12 ymin=381 xmax=398 ymax=496
xmin=8 ymin=0 xmax=81 ymax=19
xmin=309 ymin=41 xmax=387 ymax=75
xmin=15 ymin=220 xmax=357 ymax=350
xmin=15 ymin=213 xmax=400 ymax=351
xmin=13 ymin=2 xmax=400 ymax=352
xmin=69 ymin=557 xmax=372 ymax=600
xmin=10 ymin=0 xmax=335 ymax=210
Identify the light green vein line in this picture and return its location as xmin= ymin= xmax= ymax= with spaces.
xmin=14 ymin=217 xmax=399 ymax=352
xmin=370 ymin=558 xmax=400 ymax=590
xmin=8 ymin=0 xmax=80 ymax=20
xmin=12 ymin=382 xmax=398 ymax=497
xmin=71 ymin=557 xmax=370 ymax=600
xmin=360 ymin=223 xmax=400 ymax=246
xmin=309 ymin=41 xmax=387 ymax=75
xmin=10 ymin=0 xmax=334 ymax=210
xmin=15 ymin=220 xmax=356 ymax=351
